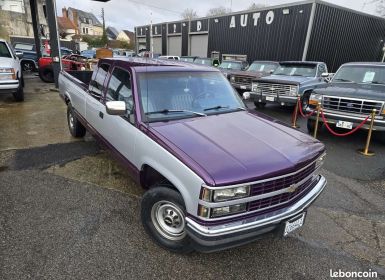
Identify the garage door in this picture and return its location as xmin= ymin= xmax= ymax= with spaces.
xmin=190 ymin=34 xmax=208 ymax=57
xmin=167 ymin=36 xmax=181 ymax=56
xmin=152 ymin=37 xmax=162 ymax=54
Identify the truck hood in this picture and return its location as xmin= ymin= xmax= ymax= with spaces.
xmin=148 ymin=111 xmax=324 ymax=186
xmin=314 ymin=82 xmax=385 ymax=101
xmin=0 ymin=57 xmax=15 ymax=68
xmin=257 ymin=75 xmax=318 ymax=85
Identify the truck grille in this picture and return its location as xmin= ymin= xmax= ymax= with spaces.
xmin=322 ymin=96 xmax=383 ymax=116
xmin=249 ymin=162 xmax=317 ymax=212
xmin=256 ymin=83 xmax=295 ymax=95
xmin=233 ymin=75 xmax=252 ymax=86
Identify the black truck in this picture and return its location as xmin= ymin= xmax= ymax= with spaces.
xmin=305 ymin=62 xmax=385 ymax=133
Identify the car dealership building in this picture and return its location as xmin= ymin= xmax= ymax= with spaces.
xmin=135 ymin=0 xmax=385 ymax=72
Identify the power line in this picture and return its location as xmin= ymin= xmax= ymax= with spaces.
xmin=124 ymin=0 xmax=182 ymax=15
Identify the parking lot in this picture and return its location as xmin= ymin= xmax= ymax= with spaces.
xmin=0 ymin=76 xmax=384 ymax=279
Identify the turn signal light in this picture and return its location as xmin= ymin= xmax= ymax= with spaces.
xmin=309 ymin=100 xmax=319 ymax=106
xmin=11 ymin=68 xmax=16 ymax=80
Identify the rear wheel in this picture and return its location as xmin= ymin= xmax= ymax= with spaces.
xmin=141 ymin=185 xmax=193 ymax=253
xmin=39 ymin=67 xmax=54 ymax=83
xmin=67 ymin=105 xmax=86 ymax=138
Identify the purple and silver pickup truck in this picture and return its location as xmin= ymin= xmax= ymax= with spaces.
xmin=59 ymin=58 xmax=327 ymax=253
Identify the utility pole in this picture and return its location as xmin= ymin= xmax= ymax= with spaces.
xmin=150 ymin=11 xmax=154 ymax=58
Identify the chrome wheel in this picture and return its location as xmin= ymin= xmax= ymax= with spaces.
xmin=22 ymin=62 xmax=33 ymax=72
xmin=68 ymin=110 xmax=74 ymax=129
xmin=151 ymin=201 xmax=186 ymax=241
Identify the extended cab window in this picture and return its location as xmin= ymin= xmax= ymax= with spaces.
xmin=89 ymin=63 xmax=110 ymax=99
xmin=107 ymin=67 xmax=134 ymax=122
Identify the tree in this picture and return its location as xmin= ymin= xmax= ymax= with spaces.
xmin=248 ymin=3 xmax=266 ymax=10
xmin=181 ymin=8 xmax=198 ymax=20
xmin=100 ymin=8 xmax=108 ymax=47
xmin=206 ymin=6 xmax=231 ymax=17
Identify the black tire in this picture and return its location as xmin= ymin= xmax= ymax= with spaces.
xmin=141 ymin=185 xmax=193 ymax=253
xmin=13 ymin=83 xmax=24 ymax=102
xmin=307 ymin=119 xmax=323 ymax=134
xmin=67 ymin=105 xmax=86 ymax=138
xmin=254 ymin=101 xmax=266 ymax=108
xmin=39 ymin=67 xmax=54 ymax=83
xmin=21 ymin=61 xmax=35 ymax=72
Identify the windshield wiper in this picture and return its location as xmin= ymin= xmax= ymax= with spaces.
xmin=334 ymin=78 xmax=354 ymax=82
xmin=204 ymin=105 xmax=246 ymax=112
xmin=369 ymin=81 xmax=385 ymax=85
xmin=146 ymin=109 xmax=206 ymax=117
xmin=291 ymin=74 xmax=304 ymax=76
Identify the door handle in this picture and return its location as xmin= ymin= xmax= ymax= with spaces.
xmin=99 ymin=111 xmax=104 ymax=119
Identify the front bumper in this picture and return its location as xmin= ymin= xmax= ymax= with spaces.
xmin=0 ymin=80 xmax=19 ymax=94
xmin=307 ymin=109 xmax=385 ymax=131
xmin=250 ymin=91 xmax=298 ymax=106
xmin=186 ymin=175 xmax=326 ymax=252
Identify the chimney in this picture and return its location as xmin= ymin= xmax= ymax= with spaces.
xmin=62 ymin=7 xmax=67 ymax=18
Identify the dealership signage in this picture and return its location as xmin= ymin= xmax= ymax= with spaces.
xmin=229 ymin=11 xmax=275 ymax=28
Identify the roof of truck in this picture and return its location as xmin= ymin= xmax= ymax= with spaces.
xmin=100 ymin=57 xmax=219 ymax=72
xmin=341 ymin=62 xmax=385 ymax=67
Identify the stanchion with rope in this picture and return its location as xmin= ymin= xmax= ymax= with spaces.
xmin=291 ymin=97 xmax=300 ymax=128
xmin=358 ymin=109 xmax=376 ymax=156
xmin=291 ymin=97 xmax=316 ymax=128
xmin=313 ymin=103 xmax=321 ymax=139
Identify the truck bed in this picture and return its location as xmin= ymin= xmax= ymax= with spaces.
xmin=63 ymin=70 xmax=93 ymax=88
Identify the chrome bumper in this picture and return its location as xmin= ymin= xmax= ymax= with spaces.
xmin=186 ymin=175 xmax=326 ymax=238
xmin=249 ymin=91 xmax=298 ymax=105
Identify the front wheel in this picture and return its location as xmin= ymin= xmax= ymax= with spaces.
xmin=254 ymin=101 xmax=266 ymax=109
xmin=141 ymin=186 xmax=193 ymax=253
xmin=13 ymin=83 xmax=24 ymax=102
xmin=21 ymin=61 xmax=35 ymax=72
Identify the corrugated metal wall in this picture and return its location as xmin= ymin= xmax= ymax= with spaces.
xmin=207 ymin=3 xmax=313 ymax=62
xmin=306 ymin=3 xmax=385 ymax=72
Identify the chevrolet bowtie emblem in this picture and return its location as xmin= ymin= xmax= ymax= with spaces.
xmin=287 ymin=184 xmax=298 ymax=193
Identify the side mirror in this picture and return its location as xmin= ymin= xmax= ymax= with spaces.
xmin=243 ymin=92 xmax=251 ymax=100
xmin=15 ymin=51 xmax=23 ymax=59
xmin=106 ymin=101 xmax=126 ymax=115
xmin=321 ymin=72 xmax=329 ymax=78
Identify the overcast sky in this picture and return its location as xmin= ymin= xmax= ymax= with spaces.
xmin=55 ymin=0 xmax=379 ymax=31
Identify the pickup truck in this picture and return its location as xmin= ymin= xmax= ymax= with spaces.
xmin=305 ymin=62 xmax=385 ymax=133
xmin=13 ymin=42 xmax=39 ymax=72
xmin=229 ymin=61 xmax=279 ymax=92
xmin=59 ymin=58 xmax=327 ymax=253
xmin=0 ymin=39 xmax=24 ymax=101
xmin=218 ymin=60 xmax=249 ymax=79
xmin=250 ymin=61 xmax=328 ymax=108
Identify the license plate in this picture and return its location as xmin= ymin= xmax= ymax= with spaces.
xmin=266 ymin=96 xmax=275 ymax=102
xmin=283 ymin=213 xmax=306 ymax=236
xmin=336 ymin=120 xmax=353 ymax=130
xmin=240 ymin=85 xmax=247 ymax=89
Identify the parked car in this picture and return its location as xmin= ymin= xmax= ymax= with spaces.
xmin=81 ymin=49 xmax=97 ymax=59
xmin=159 ymin=55 xmax=180 ymax=60
xmin=0 ymin=39 xmax=24 ymax=101
xmin=229 ymin=61 xmax=279 ymax=92
xmin=59 ymin=58 xmax=326 ymax=253
xmin=218 ymin=60 xmax=249 ymax=79
xmin=305 ymin=62 xmax=385 ymax=133
xmin=250 ymin=61 xmax=328 ymax=108
xmin=180 ymin=56 xmax=197 ymax=63
xmin=38 ymin=54 xmax=86 ymax=83
xmin=13 ymin=42 xmax=39 ymax=72
xmin=193 ymin=57 xmax=220 ymax=67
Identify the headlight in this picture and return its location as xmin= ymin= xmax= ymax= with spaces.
xmin=309 ymin=93 xmax=322 ymax=105
xmin=201 ymin=185 xmax=250 ymax=202
xmin=289 ymin=85 xmax=298 ymax=96
xmin=315 ymin=152 xmax=326 ymax=169
xmin=230 ymin=76 xmax=235 ymax=82
xmin=0 ymin=68 xmax=16 ymax=80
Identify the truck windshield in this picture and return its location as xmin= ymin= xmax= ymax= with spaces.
xmin=332 ymin=65 xmax=385 ymax=84
xmin=0 ymin=42 xmax=12 ymax=58
xmin=274 ymin=64 xmax=316 ymax=77
xmin=138 ymin=71 xmax=245 ymax=122
xmin=247 ymin=62 xmax=277 ymax=73
xmin=194 ymin=58 xmax=212 ymax=66
xmin=219 ymin=61 xmax=242 ymax=70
